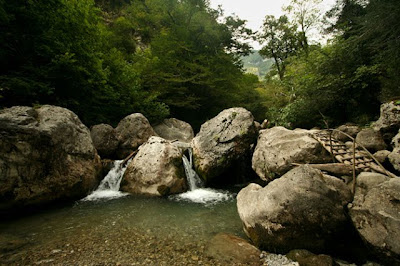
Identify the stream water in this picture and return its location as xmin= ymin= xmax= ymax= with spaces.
xmin=0 ymin=151 xmax=245 ymax=265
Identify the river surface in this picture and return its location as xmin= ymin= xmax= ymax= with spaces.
xmin=0 ymin=192 xmax=245 ymax=265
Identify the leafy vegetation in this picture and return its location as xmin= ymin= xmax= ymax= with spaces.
xmin=258 ymin=0 xmax=400 ymax=129
xmin=0 ymin=0 xmax=261 ymax=129
xmin=0 ymin=0 xmax=398 ymax=130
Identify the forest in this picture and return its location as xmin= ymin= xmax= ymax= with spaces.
xmin=0 ymin=0 xmax=399 ymax=130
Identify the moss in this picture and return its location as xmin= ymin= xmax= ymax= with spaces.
xmin=231 ymin=112 xmax=238 ymax=119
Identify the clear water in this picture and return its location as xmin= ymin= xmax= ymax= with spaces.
xmin=0 ymin=194 xmax=244 ymax=264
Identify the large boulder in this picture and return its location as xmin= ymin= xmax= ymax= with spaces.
xmin=153 ymin=118 xmax=194 ymax=143
xmin=349 ymin=175 xmax=400 ymax=264
xmin=252 ymin=127 xmax=331 ymax=181
xmin=355 ymin=128 xmax=387 ymax=153
xmin=0 ymin=105 xmax=101 ymax=210
xmin=90 ymin=124 xmax=118 ymax=159
xmin=191 ymin=107 xmax=257 ymax=182
xmin=120 ymin=136 xmax=187 ymax=196
xmin=237 ymin=165 xmax=352 ymax=253
xmin=373 ymin=101 xmax=400 ymax=142
xmin=115 ymin=113 xmax=156 ymax=159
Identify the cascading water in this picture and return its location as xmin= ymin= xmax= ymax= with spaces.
xmin=171 ymin=148 xmax=233 ymax=205
xmin=182 ymin=148 xmax=203 ymax=190
xmin=82 ymin=160 xmax=129 ymax=201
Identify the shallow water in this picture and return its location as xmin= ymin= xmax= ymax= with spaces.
xmin=0 ymin=193 xmax=245 ymax=265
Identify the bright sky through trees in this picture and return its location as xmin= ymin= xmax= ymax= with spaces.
xmin=209 ymin=0 xmax=336 ymax=49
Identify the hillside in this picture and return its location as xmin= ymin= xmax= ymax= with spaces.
xmin=241 ymin=51 xmax=274 ymax=80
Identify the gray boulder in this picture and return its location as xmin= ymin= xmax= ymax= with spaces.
xmin=90 ymin=124 xmax=118 ymax=158
xmin=153 ymin=118 xmax=194 ymax=143
xmin=252 ymin=127 xmax=331 ymax=181
xmin=115 ymin=113 xmax=156 ymax=159
xmin=120 ymin=136 xmax=187 ymax=196
xmin=349 ymin=176 xmax=400 ymax=264
xmin=192 ymin=107 xmax=257 ymax=182
xmin=0 ymin=105 xmax=101 ymax=210
xmin=355 ymin=128 xmax=387 ymax=153
xmin=237 ymin=165 xmax=352 ymax=253
xmin=333 ymin=124 xmax=361 ymax=142
xmin=373 ymin=150 xmax=391 ymax=165
xmin=373 ymin=101 xmax=400 ymax=142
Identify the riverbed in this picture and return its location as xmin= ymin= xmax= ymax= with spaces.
xmin=0 ymin=192 xmax=246 ymax=265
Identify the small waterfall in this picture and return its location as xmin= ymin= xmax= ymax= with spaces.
xmin=82 ymin=160 xmax=129 ymax=201
xmin=182 ymin=148 xmax=203 ymax=190
xmin=170 ymin=149 xmax=233 ymax=205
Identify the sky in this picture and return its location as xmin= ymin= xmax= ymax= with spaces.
xmin=209 ymin=0 xmax=337 ymax=49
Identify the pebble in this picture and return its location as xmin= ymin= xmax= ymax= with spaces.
xmin=260 ymin=252 xmax=299 ymax=266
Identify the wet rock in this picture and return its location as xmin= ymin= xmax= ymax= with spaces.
xmin=237 ymin=165 xmax=352 ymax=253
xmin=90 ymin=124 xmax=118 ymax=159
xmin=355 ymin=128 xmax=387 ymax=153
xmin=205 ymin=233 xmax=260 ymax=265
xmin=373 ymin=101 xmax=400 ymax=143
xmin=252 ymin=127 xmax=331 ymax=181
xmin=333 ymin=124 xmax=361 ymax=142
xmin=192 ymin=107 xmax=257 ymax=182
xmin=121 ymin=136 xmax=187 ymax=196
xmin=0 ymin=105 xmax=101 ymax=210
xmin=286 ymin=249 xmax=334 ymax=266
xmin=115 ymin=113 xmax=156 ymax=159
xmin=349 ymin=177 xmax=400 ymax=264
xmin=153 ymin=118 xmax=194 ymax=143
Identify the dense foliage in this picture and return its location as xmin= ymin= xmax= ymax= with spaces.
xmin=0 ymin=0 xmax=261 ymax=129
xmin=258 ymin=0 xmax=400 ymax=128
xmin=1 ymin=0 xmax=398 ymax=130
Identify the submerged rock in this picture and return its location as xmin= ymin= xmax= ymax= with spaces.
xmin=121 ymin=136 xmax=187 ymax=196
xmin=252 ymin=127 xmax=331 ymax=181
xmin=349 ymin=176 xmax=400 ymax=264
xmin=0 ymin=105 xmax=101 ymax=210
xmin=153 ymin=118 xmax=194 ymax=143
xmin=237 ymin=165 xmax=352 ymax=253
xmin=90 ymin=124 xmax=118 ymax=159
xmin=192 ymin=107 xmax=257 ymax=182
xmin=205 ymin=233 xmax=260 ymax=265
xmin=115 ymin=113 xmax=156 ymax=159
xmin=286 ymin=249 xmax=334 ymax=266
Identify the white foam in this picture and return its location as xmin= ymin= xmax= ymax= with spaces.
xmin=171 ymin=188 xmax=234 ymax=205
xmin=81 ymin=160 xmax=130 ymax=202
xmin=81 ymin=190 xmax=129 ymax=201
